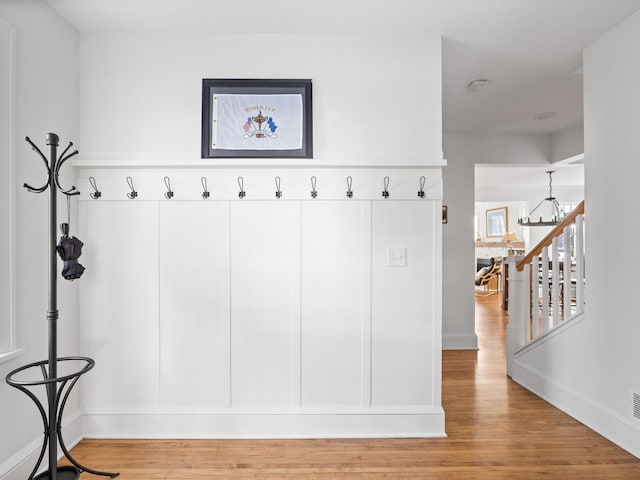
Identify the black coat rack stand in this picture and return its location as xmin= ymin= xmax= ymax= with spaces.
xmin=5 ymin=134 xmax=118 ymax=480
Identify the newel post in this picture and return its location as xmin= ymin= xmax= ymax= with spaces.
xmin=506 ymin=255 xmax=527 ymax=377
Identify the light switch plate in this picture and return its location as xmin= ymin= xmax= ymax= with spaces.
xmin=387 ymin=247 xmax=407 ymax=267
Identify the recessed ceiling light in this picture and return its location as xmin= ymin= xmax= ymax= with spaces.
xmin=467 ymin=78 xmax=491 ymax=92
xmin=534 ymin=111 xmax=557 ymax=120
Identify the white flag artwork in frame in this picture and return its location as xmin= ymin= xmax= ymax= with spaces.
xmin=202 ymin=79 xmax=313 ymax=159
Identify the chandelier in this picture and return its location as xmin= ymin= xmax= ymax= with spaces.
xmin=518 ymin=170 xmax=566 ymax=227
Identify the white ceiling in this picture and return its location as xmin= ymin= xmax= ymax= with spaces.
xmin=45 ymin=0 xmax=640 ymax=136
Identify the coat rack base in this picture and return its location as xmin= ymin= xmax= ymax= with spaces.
xmin=6 ymin=357 xmax=119 ymax=480
xmin=34 ymin=466 xmax=80 ymax=480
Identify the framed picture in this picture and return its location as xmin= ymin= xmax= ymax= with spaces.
xmin=201 ymin=79 xmax=313 ymax=159
xmin=486 ymin=206 xmax=508 ymax=237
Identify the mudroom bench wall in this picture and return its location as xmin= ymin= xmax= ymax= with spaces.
xmin=75 ymin=166 xmax=445 ymax=439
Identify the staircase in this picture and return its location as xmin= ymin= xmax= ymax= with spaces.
xmin=506 ymin=200 xmax=585 ymax=376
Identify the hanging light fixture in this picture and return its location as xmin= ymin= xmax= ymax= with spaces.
xmin=518 ymin=170 xmax=567 ymax=227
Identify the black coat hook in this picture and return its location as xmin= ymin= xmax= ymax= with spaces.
xmin=310 ymin=176 xmax=317 ymax=198
xmin=418 ymin=176 xmax=426 ymax=198
xmin=164 ymin=176 xmax=174 ymax=199
xmin=238 ymin=176 xmax=245 ymax=199
xmin=201 ymin=176 xmax=210 ymax=199
xmin=346 ymin=176 xmax=353 ymax=198
xmin=126 ymin=176 xmax=137 ymax=199
xmin=382 ymin=176 xmax=390 ymax=198
xmin=275 ymin=176 xmax=282 ymax=198
xmin=89 ymin=176 xmax=101 ymax=199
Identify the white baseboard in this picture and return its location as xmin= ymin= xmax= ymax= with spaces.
xmin=0 ymin=410 xmax=83 ymax=480
xmin=512 ymin=361 xmax=640 ymax=459
xmin=83 ymin=408 xmax=446 ymax=439
xmin=443 ymin=333 xmax=478 ymax=350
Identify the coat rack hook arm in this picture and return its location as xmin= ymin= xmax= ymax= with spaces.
xmin=54 ymin=150 xmax=79 ymax=195
xmin=57 ymin=149 xmax=79 ymax=168
xmin=24 ymin=136 xmax=50 ymax=173
xmin=23 ymin=182 xmax=49 ymax=193
xmin=57 ymin=141 xmax=73 ymax=163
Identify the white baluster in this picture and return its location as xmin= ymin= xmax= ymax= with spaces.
xmin=532 ymin=255 xmax=540 ymax=340
xmin=551 ymin=237 xmax=561 ymax=327
xmin=541 ymin=247 xmax=550 ymax=333
xmin=563 ymin=225 xmax=572 ymax=320
xmin=575 ymin=214 xmax=585 ymax=313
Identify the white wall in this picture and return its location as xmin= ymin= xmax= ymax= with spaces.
xmin=73 ymin=31 xmax=445 ymax=437
xmin=442 ymin=135 xmax=476 ymax=349
xmin=442 ymin=133 xmax=552 ymax=350
xmin=0 ymin=1 xmax=79 ymax=478
xmin=551 ymin=122 xmax=584 ymax=163
xmin=79 ymin=32 xmax=442 ymax=166
xmin=511 ymin=10 xmax=640 ymax=458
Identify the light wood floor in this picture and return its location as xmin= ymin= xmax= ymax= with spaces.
xmin=65 ymin=295 xmax=640 ymax=479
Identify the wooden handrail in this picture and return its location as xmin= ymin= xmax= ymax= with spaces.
xmin=517 ymin=200 xmax=584 ymax=271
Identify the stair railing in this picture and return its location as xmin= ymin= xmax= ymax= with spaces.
xmin=506 ymin=201 xmax=585 ymax=375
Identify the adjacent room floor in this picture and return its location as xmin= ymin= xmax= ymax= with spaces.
xmin=63 ymin=294 xmax=640 ymax=479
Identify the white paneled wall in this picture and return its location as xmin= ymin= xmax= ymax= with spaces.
xmin=301 ymin=201 xmax=369 ymax=407
xmin=81 ymin=202 xmax=160 ymax=408
xmin=78 ymin=168 xmax=444 ymax=438
xmin=372 ymin=202 xmax=438 ymax=407
xmin=159 ymin=202 xmax=230 ymax=407
xmin=230 ymin=202 xmax=300 ymax=407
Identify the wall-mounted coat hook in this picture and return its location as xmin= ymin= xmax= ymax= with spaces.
xmin=88 ymin=176 xmax=101 ymax=199
xmin=418 ymin=176 xmax=426 ymax=198
xmin=238 ymin=176 xmax=245 ymax=199
xmin=126 ymin=176 xmax=137 ymax=199
xmin=382 ymin=176 xmax=390 ymax=198
xmin=164 ymin=176 xmax=174 ymax=199
xmin=275 ymin=176 xmax=282 ymax=199
xmin=310 ymin=176 xmax=317 ymax=198
xmin=346 ymin=176 xmax=353 ymax=198
xmin=201 ymin=176 xmax=210 ymax=199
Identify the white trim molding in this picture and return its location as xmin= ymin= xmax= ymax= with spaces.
xmin=82 ymin=407 xmax=446 ymax=439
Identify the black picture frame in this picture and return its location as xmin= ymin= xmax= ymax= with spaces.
xmin=201 ymin=79 xmax=313 ymax=159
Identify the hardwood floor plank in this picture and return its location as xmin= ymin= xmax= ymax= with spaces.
xmin=63 ymin=295 xmax=640 ymax=479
